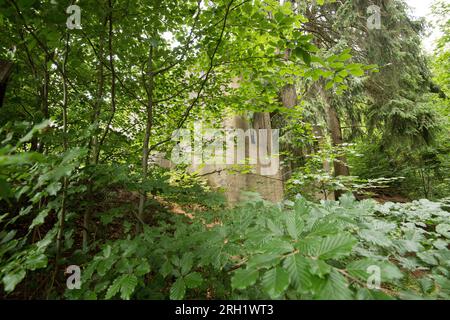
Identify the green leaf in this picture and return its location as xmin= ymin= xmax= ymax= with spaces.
xmin=180 ymin=252 xmax=194 ymax=275
xmin=105 ymin=274 xmax=137 ymax=300
xmin=0 ymin=230 xmax=16 ymax=244
xmin=282 ymin=254 xmax=313 ymax=291
xmin=285 ymin=213 xmax=304 ymax=240
xmin=119 ymin=274 xmax=138 ymax=300
xmin=348 ymin=68 xmax=364 ymax=77
xmin=346 ymin=258 xmax=377 ymax=281
xmin=261 ymin=267 xmax=290 ymax=298
xmin=358 ymin=229 xmax=392 ymax=247
xmin=436 ymin=224 xmax=450 ymax=239
xmin=29 ymin=208 xmax=51 ymax=230
xmin=170 ymin=278 xmax=186 ymax=300
xmin=103 ymin=245 xmax=112 ymax=258
xmin=0 ymin=152 xmax=44 ymax=166
xmin=46 ymin=182 xmax=62 ymax=196
xmin=2 ymin=269 xmax=26 ymax=293
xmin=184 ymin=272 xmax=203 ymax=289
xmin=294 ymin=47 xmax=311 ymax=65
xmin=308 ymin=259 xmax=331 ymax=277
xmin=18 ymin=120 xmax=51 ymax=144
xmin=381 ymin=263 xmax=404 ymax=282
xmin=417 ymin=252 xmax=439 ymax=266
xmin=266 ymin=219 xmax=284 ymax=236
xmin=97 ymin=258 xmax=114 ymax=276
xmin=160 ymin=260 xmax=173 ymax=278
xmin=325 ymin=81 xmax=334 ymax=90
xmin=314 ymin=234 xmax=357 ymax=259
xmin=135 ymin=260 xmax=151 ymax=276
xmin=231 ymin=268 xmax=259 ymax=290
xmin=25 ymin=253 xmax=47 ymax=270
xmin=346 ymin=258 xmax=403 ymax=283
xmin=285 ymin=214 xmax=297 ymax=239
xmin=263 ymin=238 xmax=294 ymax=255
xmin=338 ymin=53 xmax=352 ymax=61
xmin=395 ymin=240 xmax=423 ymax=253
xmin=339 ymin=193 xmax=356 ymax=207
xmin=315 ymin=269 xmax=353 ymax=300
xmin=433 ymin=239 xmax=448 ymax=250
xmin=0 ymin=178 xmax=11 ymax=199
xmin=247 ymin=254 xmax=279 ymax=269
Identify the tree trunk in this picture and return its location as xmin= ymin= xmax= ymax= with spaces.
xmin=0 ymin=60 xmax=13 ymax=108
xmin=56 ymin=33 xmax=70 ymax=257
xmin=137 ymin=45 xmax=154 ymax=231
xmin=83 ymin=16 xmax=107 ymax=252
xmin=278 ymin=83 xmax=299 ymax=181
xmin=319 ymin=86 xmax=349 ymax=199
xmin=90 ymin=18 xmax=107 ymax=165
xmin=96 ymin=1 xmax=116 ymax=164
xmin=325 ymin=104 xmax=349 ymax=176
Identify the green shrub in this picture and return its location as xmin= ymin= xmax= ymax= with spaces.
xmin=65 ymin=194 xmax=450 ymax=300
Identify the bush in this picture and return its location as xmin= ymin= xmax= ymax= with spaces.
xmin=65 ymin=194 xmax=450 ymax=300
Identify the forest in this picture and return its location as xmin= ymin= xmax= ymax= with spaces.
xmin=0 ymin=0 xmax=449 ymax=301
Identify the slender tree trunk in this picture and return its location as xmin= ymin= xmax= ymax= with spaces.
xmin=36 ymin=55 xmax=50 ymax=153
xmin=90 ymin=18 xmax=107 ymax=165
xmin=278 ymin=82 xmax=299 ymax=182
xmin=96 ymin=0 xmax=116 ymax=164
xmin=325 ymin=103 xmax=349 ymax=176
xmin=56 ymin=33 xmax=70 ymax=257
xmin=137 ymin=45 xmax=154 ymax=231
xmin=280 ymin=83 xmax=297 ymax=109
xmin=0 ymin=60 xmax=13 ymax=108
xmin=50 ymin=32 xmax=71 ymax=299
xmin=18 ymin=28 xmax=43 ymax=151
xmin=83 ymin=16 xmax=107 ymax=252
xmin=319 ymin=86 xmax=349 ymax=199
xmin=42 ymin=55 xmax=49 ymax=119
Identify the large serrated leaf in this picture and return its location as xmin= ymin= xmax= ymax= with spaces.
xmin=346 ymin=258 xmax=403 ymax=283
xmin=262 ymin=238 xmax=294 ymax=255
xmin=29 ymin=208 xmax=51 ymax=230
xmin=160 ymin=260 xmax=172 ymax=278
xmin=170 ymin=278 xmax=186 ymax=300
xmin=184 ymin=272 xmax=203 ymax=289
xmin=315 ymin=269 xmax=353 ymax=300
xmin=105 ymin=274 xmax=137 ymax=300
xmin=436 ymin=224 xmax=450 ymax=239
xmin=119 ymin=274 xmax=138 ymax=300
xmin=266 ymin=219 xmax=284 ymax=236
xmin=105 ymin=277 xmax=121 ymax=299
xmin=231 ymin=268 xmax=259 ymax=290
xmin=358 ymin=229 xmax=393 ymax=247
xmin=2 ymin=269 xmax=26 ymax=293
xmin=247 ymin=254 xmax=280 ymax=269
xmin=134 ymin=260 xmax=151 ymax=276
xmin=314 ymin=234 xmax=357 ymax=259
xmin=180 ymin=252 xmax=193 ymax=275
xmin=282 ymin=254 xmax=313 ymax=291
xmin=284 ymin=213 xmax=304 ymax=240
xmin=261 ymin=267 xmax=290 ymax=298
